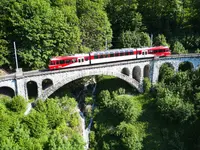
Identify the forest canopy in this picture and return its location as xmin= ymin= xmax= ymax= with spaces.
xmin=0 ymin=0 xmax=200 ymax=70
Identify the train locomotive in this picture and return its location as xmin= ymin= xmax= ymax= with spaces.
xmin=48 ymin=46 xmax=171 ymax=70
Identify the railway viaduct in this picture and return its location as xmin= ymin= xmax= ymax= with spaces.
xmin=0 ymin=54 xmax=200 ymax=100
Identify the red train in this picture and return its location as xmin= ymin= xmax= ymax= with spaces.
xmin=48 ymin=46 xmax=171 ymax=70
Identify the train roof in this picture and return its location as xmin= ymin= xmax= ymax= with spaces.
xmin=90 ymin=46 xmax=169 ymax=54
xmin=50 ymin=53 xmax=89 ymax=60
xmin=50 ymin=46 xmax=169 ymax=61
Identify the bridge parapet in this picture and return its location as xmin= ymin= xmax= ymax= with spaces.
xmin=0 ymin=55 xmax=200 ymax=100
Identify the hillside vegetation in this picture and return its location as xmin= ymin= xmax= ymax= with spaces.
xmin=0 ymin=0 xmax=200 ymax=70
xmin=0 ymin=95 xmax=84 ymax=149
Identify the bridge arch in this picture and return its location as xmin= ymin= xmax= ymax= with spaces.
xmin=38 ymin=70 xmax=141 ymax=101
xmin=42 ymin=78 xmax=53 ymax=90
xmin=178 ymin=61 xmax=194 ymax=71
xmin=27 ymin=81 xmax=38 ymax=99
xmin=121 ymin=67 xmax=130 ymax=76
xmin=0 ymin=86 xmax=15 ymax=97
xmin=144 ymin=65 xmax=150 ymax=78
xmin=132 ymin=66 xmax=141 ymax=82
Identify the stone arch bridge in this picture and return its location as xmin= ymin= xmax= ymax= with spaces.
xmin=0 ymin=54 xmax=200 ymax=100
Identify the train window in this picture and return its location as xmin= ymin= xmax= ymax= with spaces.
xmin=125 ymin=50 xmax=129 ymax=55
xmin=105 ymin=53 xmax=109 ymax=58
xmin=130 ymin=50 xmax=133 ymax=55
xmin=115 ymin=52 xmax=119 ymax=56
xmin=85 ymin=57 xmax=88 ymax=61
xmin=72 ymin=58 xmax=76 ymax=63
xmin=56 ymin=61 xmax=60 ymax=64
xmin=50 ymin=61 xmax=55 ymax=65
xmin=94 ymin=53 xmax=98 ymax=59
xmin=60 ymin=60 xmax=65 ymax=64
xmin=99 ymin=53 xmax=104 ymax=58
xmin=66 ymin=59 xmax=71 ymax=63
xmin=120 ymin=51 xmax=124 ymax=56
xmin=142 ymin=52 xmax=145 ymax=55
xmin=110 ymin=52 xmax=114 ymax=57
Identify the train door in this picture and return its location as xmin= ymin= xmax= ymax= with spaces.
xmin=78 ymin=57 xmax=84 ymax=64
xmin=142 ymin=49 xmax=148 ymax=58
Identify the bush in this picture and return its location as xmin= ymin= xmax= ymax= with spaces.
xmin=143 ymin=77 xmax=151 ymax=93
xmin=9 ymin=96 xmax=27 ymax=113
xmin=119 ymin=31 xmax=151 ymax=48
xmin=195 ymin=48 xmax=200 ymax=53
xmin=23 ymin=110 xmax=49 ymax=138
xmin=156 ymin=90 xmax=194 ymax=123
xmin=154 ymin=34 xmax=169 ymax=46
xmin=172 ymin=41 xmax=188 ymax=54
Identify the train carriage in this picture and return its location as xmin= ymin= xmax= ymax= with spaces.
xmin=48 ymin=46 xmax=171 ymax=70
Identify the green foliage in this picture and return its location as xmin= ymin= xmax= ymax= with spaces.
xmin=112 ymin=95 xmax=142 ymax=123
xmin=0 ymin=35 xmax=9 ymax=66
xmin=97 ymin=90 xmax=112 ymax=107
xmin=143 ymin=77 xmax=151 ymax=93
xmin=117 ymin=88 xmax=126 ymax=95
xmin=154 ymin=34 xmax=169 ymax=46
xmin=85 ymin=96 xmax=93 ymax=105
xmin=77 ymin=0 xmax=112 ymax=50
xmin=156 ymin=89 xmax=194 ymax=123
xmin=45 ymin=99 xmax=64 ymax=129
xmin=45 ymin=131 xmax=72 ymax=150
xmin=106 ymin=0 xmax=143 ymax=47
xmin=158 ymin=63 xmax=175 ymax=83
xmin=0 ymin=0 xmax=81 ymax=69
xmin=178 ymin=62 xmax=193 ymax=71
xmin=119 ymin=31 xmax=150 ymax=48
xmin=195 ymin=48 xmax=200 ymax=53
xmin=115 ymin=122 xmax=146 ymax=150
xmin=0 ymin=94 xmax=84 ymax=149
xmin=172 ymin=41 xmax=188 ymax=54
xmin=23 ymin=110 xmax=49 ymax=138
xmin=9 ymin=96 xmax=27 ymax=113
xmin=92 ymin=88 xmax=145 ymax=150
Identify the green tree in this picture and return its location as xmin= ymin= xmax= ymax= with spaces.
xmin=106 ymin=0 xmax=143 ymax=48
xmin=9 ymin=96 xmax=26 ymax=113
xmin=143 ymin=77 xmax=151 ymax=93
xmin=45 ymin=99 xmax=64 ymax=129
xmin=115 ymin=122 xmax=146 ymax=150
xmin=97 ymin=90 xmax=112 ymax=108
xmin=156 ymin=89 xmax=194 ymax=123
xmin=0 ymin=0 xmax=81 ymax=70
xmin=0 ymin=35 xmax=9 ymax=66
xmin=77 ymin=0 xmax=112 ymax=51
xmin=154 ymin=34 xmax=169 ymax=46
xmin=112 ymin=95 xmax=142 ymax=123
xmin=195 ymin=48 xmax=200 ymax=53
xmin=172 ymin=41 xmax=188 ymax=54
xmin=23 ymin=110 xmax=49 ymax=138
xmin=45 ymin=131 xmax=72 ymax=150
xmin=158 ymin=63 xmax=175 ymax=84
xmin=119 ymin=31 xmax=150 ymax=48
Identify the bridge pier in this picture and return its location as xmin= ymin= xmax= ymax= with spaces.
xmin=37 ymin=82 xmax=43 ymax=99
xmin=15 ymin=69 xmax=28 ymax=100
